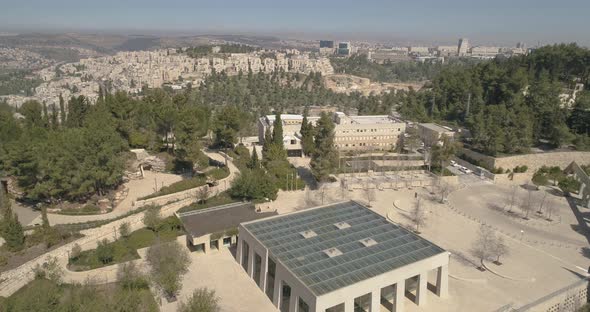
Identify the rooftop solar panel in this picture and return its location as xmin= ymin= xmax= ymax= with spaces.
xmin=243 ymin=201 xmax=445 ymax=296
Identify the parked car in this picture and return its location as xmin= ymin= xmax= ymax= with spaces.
xmin=450 ymin=160 xmax=458 ymax=167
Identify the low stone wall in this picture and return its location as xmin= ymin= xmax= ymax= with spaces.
xmin=495 ymin=151 xmax=590 ymax=174
xmin=515 ymin=278 xmax=588 ymax=312
xmin=460 ymin=148 xmax=590 ymax=176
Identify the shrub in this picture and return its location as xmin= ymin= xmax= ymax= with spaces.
xmin=96 ymin=239 xmax=114 ymax=264
xmin=559 ymin=176 xmax=581 ymax=194
xmin=70 ymin=243 xmax=82 ymax=261
xmin=513 ymin=165 xmax=528 ymax=173
xmin=119 ymin=222 xmax=131 ymax=238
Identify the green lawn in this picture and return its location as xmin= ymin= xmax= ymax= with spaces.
xmin=68 ymin=216 xmax=183 ymax=271
xmin=177 ymin=192 xmax=238 ymax=213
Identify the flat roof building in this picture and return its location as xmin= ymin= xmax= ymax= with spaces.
xmin=418 ymin=123 xmax=455 ymax=147
xmin=258 ymin=113 xmax=406 ymax=156
xmin=179 ymin=202 xmax=277 ymax=254
xmin=237 ymin=201 xmax=449 ymax=312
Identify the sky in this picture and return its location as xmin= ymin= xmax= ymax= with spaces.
xmin=1 ymin=0 xmax=588 ymax=45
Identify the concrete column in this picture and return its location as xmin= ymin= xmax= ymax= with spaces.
xmin=394 ymin=281 xmax=405 ymax=312
xmin=204 ymin=240 xmax=211 ymax=254
xmin=344 ymin=298 xmax=354 ymax=312
xmin=436 ymin=265 xmax=449 ymax=298
xmin=272 ymin=278 xmax=282 ymax=308
xmin=416 ymin=273 xmax=428 ymax=306
xmin=247 ymin=248 xmax=255 ymax=278
xmin=289 ymin=290 xmax=298 ymax=312
xmin=236 ymin=237 xmax=242 ymax=263
xmin=259 ymin=253 xmax=268 ymax=292
xmin=579 ymin=183 xmax=585 ymax=197
xmin=371 ymin=289 xmax=381 ymax=312
xmin=231 ymin=235 xmax=237 ymax=245
xmin=217 ymin=239 xmax=222 ymax=250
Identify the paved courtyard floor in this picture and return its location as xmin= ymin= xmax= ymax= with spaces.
xmin=160 ymin=248 xmax=277 ymax=312
xmin=258 ymin=179 xmax=590 ymax=311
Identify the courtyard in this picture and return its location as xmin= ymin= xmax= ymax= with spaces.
xmin=165 ymin=175 xmax=589 ymax=312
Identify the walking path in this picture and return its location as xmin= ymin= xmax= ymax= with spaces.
xmin=0 ymin=150 xmax=239 ymax=297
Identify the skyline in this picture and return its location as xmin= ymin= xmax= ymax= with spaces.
xmin=1 ymin=0 xmax=589 ymax=46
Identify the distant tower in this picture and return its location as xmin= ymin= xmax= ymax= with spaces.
xmin=458 ymin=38 xmax=470 ymax=56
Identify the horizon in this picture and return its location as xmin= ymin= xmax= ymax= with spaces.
xmin=1 ymin=0 xmax=589 ymax=46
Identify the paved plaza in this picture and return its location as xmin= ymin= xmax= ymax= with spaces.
xmin=243 ymin=178 xmax=590 ymax=311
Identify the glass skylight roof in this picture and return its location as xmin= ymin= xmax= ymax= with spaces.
xmin=243 ymin=201 xmax=446 ymax=296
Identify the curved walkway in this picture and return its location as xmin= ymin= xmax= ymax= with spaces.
xmin=42 ymin=171 xmax=183 ymax=225
xmin=0 ymin=150 xmax=239 ymax=297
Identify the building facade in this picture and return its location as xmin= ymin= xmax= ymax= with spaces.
xmin=417 ymin=123 xmax=455 ymax=147
xmin=258 ymin=113 xmax=406 ymax=156
xmin=237 ymin=201 xmax=450 ymax=312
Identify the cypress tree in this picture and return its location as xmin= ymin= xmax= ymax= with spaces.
xmin=249 ymin=146 xmax=260 ymax=169
xmin=0 ymin=190 xmax=25 ymax=251
xmin=59 ymin=93 xmax=66 ymax=125
xmin=272 ymin=112 xmax=284 ymax=147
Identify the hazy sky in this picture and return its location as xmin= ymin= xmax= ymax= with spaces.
xmin=1 ymin=0 xmax=588 ymax=45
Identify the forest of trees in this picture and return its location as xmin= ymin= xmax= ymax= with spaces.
xmin=330 ymin=54 xmax=480 ymax=83
xmin=398 ymin=43 xmax=590 ymax=155
xmin=1 ymin=43 xmax=589 ymax=203
xmin=184 ymin=44 xmax=260 ymax=58
xmin=0 ymin=70 xmax=42 ymax=96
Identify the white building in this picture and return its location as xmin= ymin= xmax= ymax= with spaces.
xmin=258 ymin=113 xmax=406 ymax=156
xmin=237 ymin=201 xmax=450 ymax=312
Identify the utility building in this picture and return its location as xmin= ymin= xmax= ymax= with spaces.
xmin=237 ymin=201 xmax=449 ymax=312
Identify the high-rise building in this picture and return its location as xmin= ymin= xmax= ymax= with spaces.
xmin=337 ymin=42 xmax=352 ymax=56
xmin=457 ymin=38 xmax=470 ymax=56
xmin=319 ymin=40 xmax=334 ymax=48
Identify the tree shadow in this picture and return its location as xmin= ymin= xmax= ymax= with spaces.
xmin=296 ymin=166 xmax=317 ymax=190
xmin=448 ymin=249 xmax=480 ymax=269
xmin=565 ymin=196 xmax=590 ymax=245
xmin=580 ymin=247 xmax=590 ymax=260
xmin=520 ymin=184 xmax=538 ymax=191
xmin=562 ymin=266 xmax=588 ymax=280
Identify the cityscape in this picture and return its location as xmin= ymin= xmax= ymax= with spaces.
xmin=0 ymin=1 xmax=589 ymax=312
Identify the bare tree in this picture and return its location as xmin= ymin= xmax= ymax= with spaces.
xmin=491 ymin=236 xmax=509 ymax=265
xmin=520 ymin=189 xmax=534 ymax=219
xmin=507 ymin=185 xmax=518 ymax=212
xmin=410 ymin=197 xmax=427 ymax=233
xmin=340 ymin=178 xmax=349 ymax=200
xmin=471 ymin=224 xmax=496 ymax=269
xmin=439 ymin=181 xmax=453 ymax=203
xmin=363 ymin=182 xmax=376 ymax=207
xmin=317 ymin=183 xmax=327 ymax=205
xmin=537 ymin=190 xmax=548 ymax=214
xmin=196 ymin=186 xmax=210 ymax=205
xmin=545 ymin=199 xmax=558 ymax=221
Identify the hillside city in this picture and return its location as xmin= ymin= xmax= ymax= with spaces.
xmin=0 ymin=4 xmax=590 ymax=312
